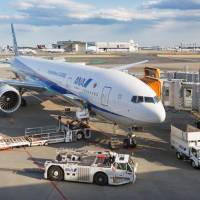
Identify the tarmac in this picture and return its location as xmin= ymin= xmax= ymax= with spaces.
xmin=0 ymin=55 xmax=200 ymax=200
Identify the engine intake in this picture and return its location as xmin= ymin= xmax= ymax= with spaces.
xmin=0 ymin=85 xmax=21 ymax=113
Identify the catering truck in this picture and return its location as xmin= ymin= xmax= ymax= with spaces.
xmin=170 ymin=125 xmax=200 ymax=168
xmin=44 ymin=150 xmax=137 ymax=185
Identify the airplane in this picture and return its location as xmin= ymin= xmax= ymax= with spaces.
xmin=18 ymin=48 xmax=37 ymax=55
xmin=0 ymin=24 xmax=166 ymax=141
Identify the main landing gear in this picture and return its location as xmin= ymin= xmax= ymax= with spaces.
xmin=21 ymin=98 xmax=27 ymax=107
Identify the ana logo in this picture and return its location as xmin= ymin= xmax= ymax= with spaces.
xmin=74 ymin=76 xmax=93 ymax=88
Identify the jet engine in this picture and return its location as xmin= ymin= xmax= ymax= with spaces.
xmin=0 ymin=85 xmax=21 ymax=113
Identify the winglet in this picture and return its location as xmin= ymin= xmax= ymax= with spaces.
xmin=113 ymin=60 xmax=149 ymax=71
xmin=11 ymin=23 xmax=19 ymax=56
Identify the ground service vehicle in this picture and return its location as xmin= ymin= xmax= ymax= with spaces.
xmin=0 ymin=120 xmax=91 ymax=150
xmin=171 ymin=125 xmax=200 ymax=168
xmin=44 ymin=150 xmax=137 ymax=185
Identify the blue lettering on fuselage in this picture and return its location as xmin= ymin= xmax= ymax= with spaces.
xmin=74 ymin=77 xmax=92 ymax=88
xmin=48 ymin=70 xmax=66 ymax=78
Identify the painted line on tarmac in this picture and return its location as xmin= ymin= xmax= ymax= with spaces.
xmin=23 ymin=148 xmax=69 ymax=200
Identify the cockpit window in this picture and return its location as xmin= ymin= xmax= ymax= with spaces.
xmin=132 ymin=96 xmax=159 ymax=104
xmin=138 ymin=96 xmax=144 ymax=103
xmin=144 ymin=97 xmax=154 ymax=103
xmin=131 ymin=96 xmax=137 ymax=103
xmin=131 ymin=96 xmax=144 ymax=103
xmin=153 ymin=96 xmax=160 ymax=103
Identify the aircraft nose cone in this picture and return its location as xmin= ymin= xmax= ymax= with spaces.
xmin=144 ymin=102 xmax=166 ymax=124
xmin=156 ymin=108 xmax=166 ymax=123
xmin=152 ymin=103 xmax=166 ymax=123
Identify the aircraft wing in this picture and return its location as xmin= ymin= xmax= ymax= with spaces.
xmin=113 ymin=60 xmax=148 ymax=71
xmin=0 ymin=79 xmax=85 ymax=102
xmin=0 ymin=79 xmax=47 ymax=92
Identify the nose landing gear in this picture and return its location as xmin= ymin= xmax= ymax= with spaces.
xmin=123 ymin=132 xmax=137 ymax=148
xmin=109 ymin=125 xmax=137 ymax=149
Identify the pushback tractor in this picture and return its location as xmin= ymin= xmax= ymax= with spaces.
xmin=44 ymin=150 xmax=137 ymax=186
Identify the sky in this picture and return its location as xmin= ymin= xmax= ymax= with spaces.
xmin=0 ymin=0 xmax=200 ymax=47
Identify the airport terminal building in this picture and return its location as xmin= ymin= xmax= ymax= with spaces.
xmin=95 ymin=40 xmax=138 ymax=52
xmin=52 ymin=41 xmax=86 ymax=53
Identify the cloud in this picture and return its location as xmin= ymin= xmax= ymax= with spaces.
xmin=10 ymin=0 xmax=137 ymax=25
xmin=0 ymin=14 xmax=27 ymax=21
xmin=1 ymin=0 xmax=200 ymax=47
xmin=0 ymin=0 xmax=197 ymax=27
xmin=148 ymin=0 xmax=200 ymax=10
xmin=17 ymin=0 xmax=94 ymax=11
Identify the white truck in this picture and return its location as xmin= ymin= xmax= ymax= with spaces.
xmin=44 ymin=150 xmax=137 ymax=186
xmin=170 ymin=125 xmax=200 ymax=168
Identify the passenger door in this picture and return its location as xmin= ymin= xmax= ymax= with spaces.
xmin=101 ymin=86 xmax=112 ymax=106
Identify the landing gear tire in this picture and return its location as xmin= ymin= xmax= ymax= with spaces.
xmin=123 ymin=138 xmax=137 ymax=148
xmin=43 ymin=142 xmax=48 ymax=146
xmin=123 ymin=139 xmax=129 ymax=148
xmin=191 ymin=160 xmax=198 ymax=169
xmin=77 ymin=131 xmax=84 ymax=140
xmin=94 ymin=173 xmax=108 ymax=186
xmin=21 ymin=98 xmax=27 ymax=107
xmin=176 ymin=152 xmax=183 ymax=160
xmin=48 ymin=166 xmax=64 ymax=181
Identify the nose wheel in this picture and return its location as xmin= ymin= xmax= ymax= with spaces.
xmin=109 ymin=124 xmax=137 ymax=149
xmin=123 ymin=132 xmax=137 ymax=148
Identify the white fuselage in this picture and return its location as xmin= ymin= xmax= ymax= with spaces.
xmin=10 ymin=56 xmax=166 ymax=128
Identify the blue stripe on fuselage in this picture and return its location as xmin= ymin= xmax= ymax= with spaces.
xmin=89 ymin=103 xmax=125 ymax=118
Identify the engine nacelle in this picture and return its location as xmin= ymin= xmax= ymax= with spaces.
xmin=0 ymin=85 xmax=21 ymax=114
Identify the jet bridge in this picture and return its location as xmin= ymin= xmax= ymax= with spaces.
xmin=140 ymin=67 xmax=162 ymax=98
